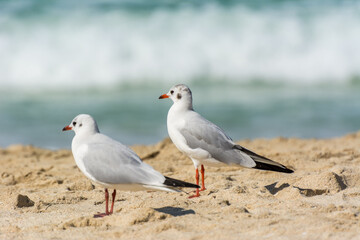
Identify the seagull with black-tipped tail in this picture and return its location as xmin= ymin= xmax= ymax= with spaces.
xmin=63 ymin=114 xmax=199 ymax=217
xmin=159 ymin=84 xmax=294 ymax=198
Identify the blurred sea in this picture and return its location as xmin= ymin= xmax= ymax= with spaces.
xmin=1 ymin=0 xmax=360 ymax=149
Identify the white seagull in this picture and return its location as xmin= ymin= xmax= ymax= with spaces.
xmin=159 ymin=84 xmax=293 ymax=198
xmin=63 ymin=114 xmax=199 ymax=217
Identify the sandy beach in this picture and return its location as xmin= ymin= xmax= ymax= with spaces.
xmin=1 ymin=133 xmax=360 ymax=240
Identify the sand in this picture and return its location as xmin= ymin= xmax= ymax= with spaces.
xmin=1 ymin=133 xmax=360 ymax=240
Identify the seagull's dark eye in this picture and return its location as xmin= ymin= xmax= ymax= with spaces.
xmin=170 ymin=90 xmax=174 ymax=94
xmin=73 ymin=121 xmax=77 ymax=126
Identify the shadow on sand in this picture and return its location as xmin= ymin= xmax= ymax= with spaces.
xmin=153 ymin=207 xmax=195 ymax=217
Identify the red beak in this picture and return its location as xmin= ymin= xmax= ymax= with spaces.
xmin=62 ymin=125 xmax=72 ymax=131
xmin=159 ymin=94 xmax=169 ymax=99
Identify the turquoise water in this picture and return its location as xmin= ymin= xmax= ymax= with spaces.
xmin=1 ymin=0 xmax=360 ymax=148
xmin=1 ymin=84 xmax=360 ymax=149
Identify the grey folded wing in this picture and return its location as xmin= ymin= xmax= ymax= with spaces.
xmin=179 ymin=116 xmax=255 ymax=168
xmin=82 ymin=140 xmax=165 ymax=185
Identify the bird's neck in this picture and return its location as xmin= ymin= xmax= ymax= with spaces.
xmin=168 ymin=100 xmax=193 ymax=125
xmin=72 ymin=129 xmax=98 ymax=150
xmin=171 ymin=99 xmax=193 ymax=112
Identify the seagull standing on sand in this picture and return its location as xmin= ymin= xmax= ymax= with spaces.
xmin=159 ymin=84 xmax=293 ymax=198
xmin=63 ymin=114 xmax=199 ymax=217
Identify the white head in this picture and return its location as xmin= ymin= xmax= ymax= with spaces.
xmin=62 ymin=114 xmax=100 ymax=135
xmin=159 ymin=84 xmax=193 ymax=109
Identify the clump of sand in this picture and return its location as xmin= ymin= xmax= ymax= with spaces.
xmin=1 ymin=133 xmax=360 ymax=239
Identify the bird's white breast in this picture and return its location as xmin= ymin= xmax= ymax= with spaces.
xmin=72 ymin=143 xmax=100 ymax=183
xmin=167 ymin=107 xmax=188 ymax=152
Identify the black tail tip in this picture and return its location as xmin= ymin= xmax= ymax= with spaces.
xmin=254 ymin=161 xmax=294 ymax=174
xmin=164 ymin=176 xmax=200 ymax=188
xmin=282 ymin=168 xmax=294 ymax=174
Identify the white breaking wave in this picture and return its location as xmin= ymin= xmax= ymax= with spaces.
xmin=1 ymin=2 xmax=360 ymax=90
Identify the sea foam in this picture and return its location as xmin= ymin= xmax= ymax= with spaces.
xmin=0 ymin=1 xmax=360 ymax=90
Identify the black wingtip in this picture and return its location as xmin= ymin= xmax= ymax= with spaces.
xmin=233 ymin=145 xmax=294 ymax=174
xmin=254 ymin=161 xmax=294 ymax=174
xmin=164 ymin=176 xmax=200 ymax=188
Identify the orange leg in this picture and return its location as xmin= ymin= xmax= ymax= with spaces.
xmin=94 ymin=188 xmax=110 ymax=218
xmin=200 ymin=165 xmax=206 ymax=191
xmin=189 ymin=168 xmax=200 ymax=198
xmin=109 ymin=189 xmax=116 ymax=214
xmin=105 ymin=188 xmax=110 ymax=215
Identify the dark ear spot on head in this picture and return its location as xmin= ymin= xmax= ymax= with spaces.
xmin=177 ymin=93 xmax=182 ymax=99
xmin=79 ymin=123 xmax=82 ymax=127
